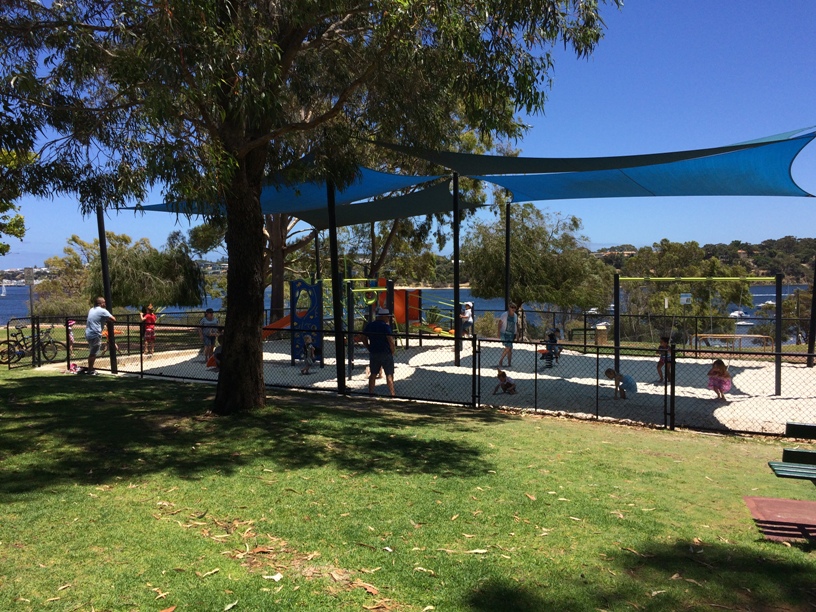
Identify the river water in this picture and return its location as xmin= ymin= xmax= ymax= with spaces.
xmin=0 ymin=282 xmax=808 ymax=327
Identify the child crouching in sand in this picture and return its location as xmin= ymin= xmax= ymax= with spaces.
xmin=493 ymin=370 xmax=517 ymax=395
xmin=605 ymin=368 xmax=637 ymax=400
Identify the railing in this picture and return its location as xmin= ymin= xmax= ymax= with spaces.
xmin=10 ymin=315 xmax=816 ymax=436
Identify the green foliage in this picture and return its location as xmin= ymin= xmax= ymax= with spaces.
xmin=621 ymin=239 xmax=753 ymax=318
xmin=34 ymin=233 xmax=205 ymax=314
xmin=0 ymin=0 xmax=621 ymax=412
xmin=462 ymin=203 xmax=613 ymax=311
xmin=0 ymin=150 xmax=27 ymax=256
xmin=474 ymin=312 xmax=497 ymax=338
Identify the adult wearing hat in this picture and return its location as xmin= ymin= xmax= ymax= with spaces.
xmin=363 ymin=307 xmax=396 ymax=397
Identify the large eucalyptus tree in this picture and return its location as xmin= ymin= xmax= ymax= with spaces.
xmin=0 ymin=0 xmax=620 ymax=414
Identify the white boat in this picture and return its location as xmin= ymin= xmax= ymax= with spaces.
xmin=735 ymin=320 xmax=754 ymax=326
xmin=763 ymin=300 xmax=776 ymax=307
xmin=729 ymin=310 xmax=747 ymax=318
xmin=1 ymin=282 xmax=5 ymax=297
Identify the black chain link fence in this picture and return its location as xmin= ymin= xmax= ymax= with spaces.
xmin=7 ymin=315 xmax=816 ymax=436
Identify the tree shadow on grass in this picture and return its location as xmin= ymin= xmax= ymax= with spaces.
xmin=461 ymin=540 xmax=816 ymax=611
xmin=0 ymin=374 xmax=517 ymax=498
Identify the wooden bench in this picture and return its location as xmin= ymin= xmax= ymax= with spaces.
xmin=768 ymin=422 xmax=816 ymax=484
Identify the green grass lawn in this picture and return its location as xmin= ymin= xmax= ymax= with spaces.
xmin=1 ymin=367 xmax=815 ymax=611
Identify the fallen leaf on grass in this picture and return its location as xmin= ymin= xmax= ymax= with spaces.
xmin=650 ymin=590 xmax=666 ymax=597
xmin=569 ymin=517 xmax=582 ymax=522
xmin=437 ymin=548 xmax=488 ymax=554
xmin=525 ymin=493 xmax=536 ymax=501
xmin=422 ymin=607 xmax=435 ymax=611
xmin=462 ymin=533 xmax=475 ymax=538
xmin=57 ymin=584 xmax=71 ymax=591
xmin=46 ymin=597 xmax=60 ymax=602
xmin=621 ymin=547 xmax=654 ymax=558
xmin=153 ymin=588 xmax=169 ymax=599
xmin=360 ymin=567 xmax=381 ymax=574
xmin=450 ymin=514 xmax=459 ymax=521
xmin=159 ymin=607 xmax=177 ymax=612
xmin=684 ymin=578 xmax=705 ymax=587
xmin=351 ymin=579 xmax=380 ymax=594
xmin=414 ymin=566 xmax=436 ymax=576
xmin=224 ymin=600 xmax=238 ymax=611
xmin=262 ymin=573 xmax=283 ymax=581
xmin=196 ymin=568 xmax=220 ymax=578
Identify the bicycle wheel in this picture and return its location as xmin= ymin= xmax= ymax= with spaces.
xmin=0 ymin=341 xmax=14 ymax=365
xmin=0 ymin=341 xmax=22 ymax=364
xmin=40 ymin=340 xmax=65 ymax=363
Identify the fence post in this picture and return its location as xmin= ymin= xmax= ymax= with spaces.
xmin=669 ymin=343 xmax=676 ymax=430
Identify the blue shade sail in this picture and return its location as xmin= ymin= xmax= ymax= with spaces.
xmin=136 ymin=167 xmax=441 ymax=215
xmin=374 ymin=130 xmax=815 ymax=176
xmin=259 ymin=167 xmax=441 ymax=214
xmin=476 ymin=132 xmax=815 ymax=203
xmin=135 ymin=129 xmax=815 ymax=223
xmin=296 ymin=182 xmax=486 ymax=230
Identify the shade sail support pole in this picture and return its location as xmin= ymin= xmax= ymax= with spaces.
xmin=327 ymin=181 xmax=346 ymax=395
xmin=453 ymin=173 xmax=461 ymax=367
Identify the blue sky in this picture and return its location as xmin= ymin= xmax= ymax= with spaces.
xmin=5 ymin=0 xmax=816 ymax=269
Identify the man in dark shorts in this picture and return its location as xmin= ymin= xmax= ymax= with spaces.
xmin=363 ymin=307 xmax=396 ymax=397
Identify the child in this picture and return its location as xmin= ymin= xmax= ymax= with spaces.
xmin=301 ymin=334 xmax=316 ymax=375
xmin=140 ymin=304 xmax=157 ymax=357
xmin=605 ymin=368 xmax=637 ymax=400
xmin=541 ymin=328 xmax=561 ymax=368
xmin=493 ymin=370 xmax=517 ymax=395
xmin=656 ymin=336 xmax=672 ymax=383
xmin=707 ymin=359 xmax=732 ymax=400
xmin=212 ymin=333 xmax=224 ymax=371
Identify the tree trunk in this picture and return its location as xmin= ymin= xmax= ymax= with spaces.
xmin=212 ymin=156 xmax=267 ymax=415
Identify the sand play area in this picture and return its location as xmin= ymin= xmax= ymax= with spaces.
xmin=92 ymin=335 xmax=816 ymax=436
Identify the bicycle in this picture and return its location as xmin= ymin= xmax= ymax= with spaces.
xmin=0 ymin=324 xmax=68 ymax=365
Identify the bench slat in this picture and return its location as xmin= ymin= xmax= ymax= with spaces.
xmin=785 ymin=422 xmax=816 ymax=439
xmin=782 ymin=448 xmax=816 ymax=465
xmin=769 ymin=461 xmax=816 ymax=481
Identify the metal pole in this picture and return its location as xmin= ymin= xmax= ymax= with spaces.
xmin=314 ymin=230 xmax=321 ymax=281
xmin=614 ymin=273 xmax=620 ymax=373
xmin=504 ymin=200 xmax=511 ymax=311
xmin=96 ymin=204 xmax=117 ymax=374
xmin=453 ymin=173 xmax=461 ymax=366
xmin=808 ymin=258 xmax=816 ymax=367
xmin=326 ymin=181 xmax=346 ymax=394
xmin=775 ymin=274 xmax=782 ymax=395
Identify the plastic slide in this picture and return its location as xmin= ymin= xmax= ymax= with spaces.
xmin=261 ymin=312 xmax=307 ymax=339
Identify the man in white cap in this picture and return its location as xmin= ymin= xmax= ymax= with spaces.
xmin=362 ymin=306 xmax=396 ymax=396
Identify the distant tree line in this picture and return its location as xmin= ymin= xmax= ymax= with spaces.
xmin=602 ymin=236 xmax=816 ymax=282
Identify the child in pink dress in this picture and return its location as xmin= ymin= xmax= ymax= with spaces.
xmin=707 ymin=359 xmax=732 ymax=400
